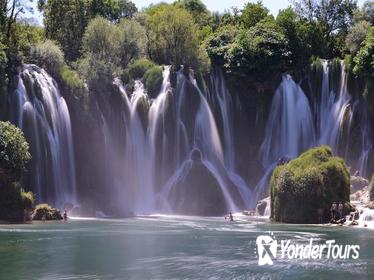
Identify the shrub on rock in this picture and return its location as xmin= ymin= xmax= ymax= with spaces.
xmin=270 ymin=146 xmax=350 ymax=223
xmin=32 ymin=204 xmax=63 ymax=221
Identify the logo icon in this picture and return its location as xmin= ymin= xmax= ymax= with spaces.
xmin=256 ymin=234 xmax=277 ymax=266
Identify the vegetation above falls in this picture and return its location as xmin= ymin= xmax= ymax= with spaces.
xmin=0 ymin=0 xmax=373 ymax=99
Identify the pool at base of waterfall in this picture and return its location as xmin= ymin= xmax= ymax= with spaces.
xmin=0 ymin=215 xmax=373 ymax=279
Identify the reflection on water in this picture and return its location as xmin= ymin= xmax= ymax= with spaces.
xmin=0 ymin=216 xmax=373 ymax=279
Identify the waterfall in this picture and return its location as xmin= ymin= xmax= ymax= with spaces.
xmin=318 ymin=61 xmax=351 ymax=150
xmin=258 ymin=60 xmax=372 ymax=199
xmin=8 ymin=64 xmax=77 ymax=207
xmin=101 ymin=66 xmax=254 ymax=214
xmin=317 ymin=60 xmax=372 ymax=177
xmin=260 ymin=74 xmax=316 ymax=168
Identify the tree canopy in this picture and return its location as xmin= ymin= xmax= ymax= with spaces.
xmin=0 ymin=121 xmax=31 ymax=183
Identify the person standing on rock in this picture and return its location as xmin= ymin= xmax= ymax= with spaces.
xmin=330 ymin=202 xmax=337 ymax=221
xmin=338 ymin=202 xmax=344 ymax=219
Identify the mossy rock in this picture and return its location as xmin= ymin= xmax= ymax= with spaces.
xmin=32 ymin=204 xmax=63 ymax=220
xmin=270 ymin=146 xmax=350 ymax=223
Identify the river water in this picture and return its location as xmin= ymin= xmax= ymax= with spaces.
xmin=0 ymin=215 xmax=373 ymax=279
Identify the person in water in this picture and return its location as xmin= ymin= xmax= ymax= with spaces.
xmin=229 ymin=212 xmax=234 ymax=222
xmin=63 ymin=210 xmax=68 ymax=221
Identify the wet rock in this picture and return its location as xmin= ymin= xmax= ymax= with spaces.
xmin=350 ymin=176 xmax=369 ymax=193
xmin=256 ymin=197 xmax=270 ymax=216
xmin=168 ymin=149 xmax=228 ymax=216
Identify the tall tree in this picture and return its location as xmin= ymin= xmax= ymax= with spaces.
xmin=240 ymin=1 xmax=270 ymax=29
xmin=39 ymin=0 xmax=138 ymax=61
xmin=145 ymin=4 xmax=210 ymax=72
xmin=293 ymin=0 xmax=357 ymax=57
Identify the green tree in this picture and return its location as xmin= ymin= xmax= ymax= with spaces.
xmin=293 ymin=0 xmax=357 ymax=57
xmin=30 ymin=40 xmax=64 ymax=78
xmin=353 ymin=1 xmax=374 ymax=25
xmin=39 ymin=0 xmax=138 ymax=61
xmin=0 ymin=121 xmax=31 ymax=184
xmin=116 ymin=19 xmax=146 ymax=67
xmin=175 ymin=0 xmax=212 ymax=27
xmin=79 ymin=16 xmax=146 ymax=87
xmin=277 ymin=7 xmax=312 ymax=69
xmin=353 ymin=27 xmax=374 ymax=78
xmin=346 ymin=20 xmax=371 ymax=54
xmin=240 ymin=1 xmax=270 ymax=29
xmin=82 ymin=16 xmax=117 ymax=62
xmin=145 ymin=4 xmax=210 ymax=72
xmin=225 ymin=19 xmax=290 ymax=77
xmin=206 ymin=24 xmax=241 ymax=65
xmin=89 ymin=0 xmax=137 ymax=23
xmin=39 ymin=0 xmax=91 ymax=61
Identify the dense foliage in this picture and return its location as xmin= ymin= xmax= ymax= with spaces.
xmin=0 ymin=121 xmax=33 ymax=222
xmin=270 ymin=146 xmax=350 ymax=223
xmin=0 ymin=0 xmax=371 ymax=91
xmin=0 ymin=121 xmax=31 ymax=183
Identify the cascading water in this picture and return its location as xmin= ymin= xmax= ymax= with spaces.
xmin=257 ymin=74 xmax=315 ymax=199
xmin=258 ymin=60 xmax=372 ymax=201
xmin=317 ymin=60 xmax=371 ymax=176
xmin=318 ymin=61 xmax=351 ymax=150
xmin=207 ymin=68 xmax=253 ymax=208
xmin=100 ymin=66 xmax=254 ymax=214
xmin=8 ymin=64 xmax=77 ymax=207
xmin=260 ymin=74 xmax=316 ymax=167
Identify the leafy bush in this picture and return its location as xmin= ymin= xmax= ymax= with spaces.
xmin=225 ymin=19 xmax=290 ymax=77
xmin=143 ymin=66 xmax=163 ymax=97
xmin=270 ymin=146 xmax=350 ymax=223
xmin=240 ymin=1 xmax=270 ymax=29
xmin=145 ymin=4 xmax=210 ymax=73
xmin=0 ymin=35 xmax=7 ymax=84
xmin=30 ymin=40 xmax=64 ymax=78
xmin=32 ymin=204 xmax=63 ymax=221
xmin=276 ymin=7 xmax=312 ymax=70
xmin=21 ymin=189 xmax=34 ymax=210
xmin=0 ymin=121 xmax=31 ymax=183
xmin=353 ymin=27 xmax=374 ymax=78
xmin=78 ymin=53 xmax=115 ymax=89
xmin=346 ymin=21 xmax=371 ymax=54
xmin=60 ymin=65 xmax=84 ymax=88
xmin=127 ymin=59 xmax=155 ymax=80
xmin=206 ymin=25 xmax=240 ymax=65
